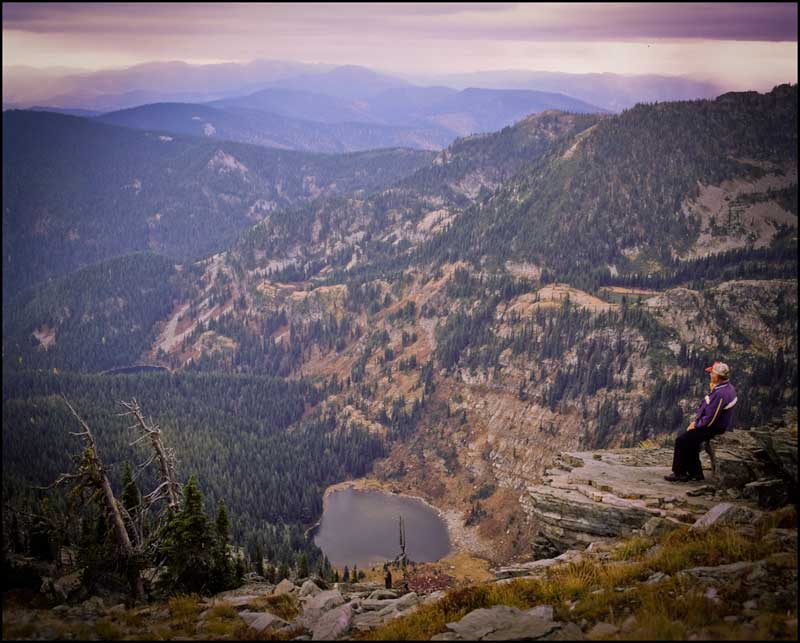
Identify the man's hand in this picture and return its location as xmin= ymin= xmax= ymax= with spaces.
xmin=687 ymin=421 xmax=696 ymax=431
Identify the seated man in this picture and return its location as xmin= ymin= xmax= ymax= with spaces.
xmin=665 ymin=361 xmax=737 ymax=482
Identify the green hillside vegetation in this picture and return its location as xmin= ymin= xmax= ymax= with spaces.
xmin=231 ymin=111 xmax=601 ymax=279
xmin=2 ymin=371 xmax=382 ymax=571
xmin=2 ymin=110 xmax=435 ymax=300
xmin=97 ymin=102 xmax=454 ymax=153
xmin=417 ymin=85 xmax=798 ymax=287
xmin=3 ymin=252 xmax=194 ymax=373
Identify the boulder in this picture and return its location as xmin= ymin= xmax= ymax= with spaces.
xmin=691 ymin=503 xmax=759 ymax=530
xmin=367 ymin=589 xmax=398 ymax=601
xmin=223 ymin=594 xmax=266 ymax=609
xmin=743 ymin=479 xmax=789 ymax=508
xmin=643 ymin=517 xmax=682 ymax=539
xmin=493 ymin=558 xmax=559 ymax=580
xmin=430 ymin=605 xmax=583 ymax=641
xmin=273 ymin=578 xmax=296 ymax=595
xmin=52 ymin=572 xmax=82 ymax=602
xmin=246 ymin=611 xmax=288 ymax=634
xmin=312 ymin=602 xmax=353 ymax=641
xmin=621 ymin=615 xmax=638 ymax=633
xmin=300 ymin=580 xmax=322 ymax=598
xmin=749 ymin=420 xmax=798 ymax=487
xmin=360 ymin=592 xmax=418 ymax=613
xmin=302 ymin=589 xmax=345 ymax=625
xmin=679 ymin=560 xmax=763 ymax=585
xmin=587 ymin=622 xmax=619 ymax=638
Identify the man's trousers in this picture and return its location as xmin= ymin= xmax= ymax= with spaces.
xmin=672 ymin=426 xmax=723 ymax=477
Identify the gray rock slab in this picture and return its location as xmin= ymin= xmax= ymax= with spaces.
xmin=587 ymin=622 xmax=619 ymax=638
xmin=436 ymin=605 xmax=564 ymax=641
xmin=312 ymin=603 xmax=353 ymax=641
xmin=248 ymin=611 xmax=288 ymax=634
xmin=691 ymin=503 xmax=759 ymax=530
xmin=273 ymin=578 xmax=297 ymax=595
xmin=302 ymin=588 xmax=345 ymax=625
xmin=526 ymin=605 xmax=554 ymax=621
xmin=300 ymin=580 xmax=322 ymax=597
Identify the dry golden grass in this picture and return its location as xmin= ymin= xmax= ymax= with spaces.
xmin=243 ymin=593 xmax=300 ymax=621
xmin=363 ymin=508 xmax=798 ymax=641
xmin=167 ymin=594 xmax=202 ymax=622
xmin=611 ymin=536 xmax=654 ymax=561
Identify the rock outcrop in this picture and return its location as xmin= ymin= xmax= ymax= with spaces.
xmin=430 ymin=605 xmax=583 ymax=640
xmin=522 ymin=413 xmax=797 ymax=556
xmin=522 ymin=448 xmax=719 ymax=555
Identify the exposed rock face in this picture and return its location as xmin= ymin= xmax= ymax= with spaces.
xmin=522 ymin=448 xmax=719 ymax=554
xmin=430 ymin=605 xmax=584 ymax=641
xmin=300 ymin=580 xmax=322 ymax=597
xmin=312 ymin=602 xmax=353 ymax=641
xmin=273 ymin=578 xmax=296 ymax=595
xmin=243 ymin=611 xmax=288 ymax=634
xmin=301 ymin=588 xmax=345 ymax=626
xmin=523 ymin=414 xmax=798 ymax=555
xmin=691 ymin=503 xmax=760 ymax=530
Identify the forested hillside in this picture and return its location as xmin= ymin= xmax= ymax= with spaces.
xmin=96 ymin=102 xmax=454 ymax=153
xmin=418 ymin=84 xmax=798 ymax=287
xmin=2 ymin=110 xmax=435 ymax=301
xmin=2 ymin=371 xmax=382 ymax=572
xmin=228 ymin=110 xmax=604 ymax=284
xmin=3 ymin=253 xmax=192 ymax=372
xmin=3 ymin=86 xmax=797 ymax=584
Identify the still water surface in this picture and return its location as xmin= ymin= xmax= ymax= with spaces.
xmin=312 ymin=488 xmax=451 ymax=569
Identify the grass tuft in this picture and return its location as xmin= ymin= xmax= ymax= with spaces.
xmin=611 ymin=535 xmax=654 ymax=561
xmin=245 ymin=593 xmax=300 ymax=621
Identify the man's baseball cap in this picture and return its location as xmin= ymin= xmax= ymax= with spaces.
xmin=705 ymin=361 xmax=730 ymax=378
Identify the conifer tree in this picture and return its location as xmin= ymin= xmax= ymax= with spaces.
xmin=277 ymin=560 xmax=290 ymax=582
xmin=296 ymin=552 xmax=309 ymax=579
xmin=254 ymin=543 xmax=265 ymax=578
xmin=156 ymin=475 xmax=215 ymax=594
xmin=211 ymin=499 xmax=235 ymax=592
xmin=121 ymin=461 xmax=142 ymax=540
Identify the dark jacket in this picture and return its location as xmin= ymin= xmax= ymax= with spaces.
xmin=694 ymin=381 xmax=737 ymax=433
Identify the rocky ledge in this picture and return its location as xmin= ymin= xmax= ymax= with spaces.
xmin=518 ymin=413 xmax=797 ymax=559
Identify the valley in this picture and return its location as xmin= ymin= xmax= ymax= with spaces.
xmin=2 ymin=77 xmax=797 ymax=641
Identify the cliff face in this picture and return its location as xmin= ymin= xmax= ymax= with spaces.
xmin=520 ymin=411 xmax=797 ymax=559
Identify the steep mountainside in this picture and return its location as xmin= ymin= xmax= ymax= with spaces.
xmin=420 ymin=84 xmax=797 ymax=286
xmin=2 ymin=111 xmax=435 ymax=301
xmin=3 ymin=87 xmax=797 ymax=575
xmin=2 ymin=253 xmax=192 ymax=372
xmin=122 ymin=87 xmax=794 ymax=564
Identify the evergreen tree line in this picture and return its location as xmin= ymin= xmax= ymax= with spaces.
xmin=3 ymin=371 xmax=383 ymax=572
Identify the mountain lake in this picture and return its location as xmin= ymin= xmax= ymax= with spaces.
xmin=312 ymin=487 xmax=451 ymax=569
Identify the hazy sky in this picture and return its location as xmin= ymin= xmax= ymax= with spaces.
xmin=3 ymin=3 xmax=797 ymax=90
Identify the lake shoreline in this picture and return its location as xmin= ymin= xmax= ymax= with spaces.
xmin=313 ymin=478 xmax=453 ymax=568
xmin=321 ymin=477 xmax=452 ymax=537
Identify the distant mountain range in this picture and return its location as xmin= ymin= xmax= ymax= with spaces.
xmin=4 ymin=59 xmax=725 ymax=114
xmin=94 ymin=102 xmax=455 ymax=153
xmin=94 ymin=87 xmax=605 ymax=153
xmin=403 ymin=69 xmax=725 ymax=112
